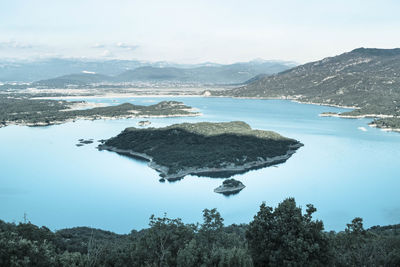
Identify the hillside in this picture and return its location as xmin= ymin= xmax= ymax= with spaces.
xmin=215 ymin=48 xmax=400 ymax=130
xmin=34 ymin=73 xmax=113 ymax=87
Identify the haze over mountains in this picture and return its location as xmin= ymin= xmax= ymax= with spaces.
xmin=220 ymin=48 xmax=400 ymax=117
xmin=0 ymin=58 xmax=295 ymax=85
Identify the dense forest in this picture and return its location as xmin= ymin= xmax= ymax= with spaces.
xmin=101 ymin=121 xmax=302 ymax=179
xmin=1 ymin=198 xmax=399 ymax=266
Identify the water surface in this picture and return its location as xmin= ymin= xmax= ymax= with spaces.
xmin=1 ymin=97 xmax=399 ymax=233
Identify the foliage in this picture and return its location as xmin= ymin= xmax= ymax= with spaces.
xmin=103 ymin=121 xmax=302 ymax=177
xmin=1 ymin=199 xmax=400 ymax=266
xmin=372 ymin=117 xmax=400 ymax=130
xmin=246 ymin=198 xmax=330 ymax=266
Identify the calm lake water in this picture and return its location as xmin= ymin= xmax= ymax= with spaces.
xmin=1 ymin=97 xmax=400 ymax=233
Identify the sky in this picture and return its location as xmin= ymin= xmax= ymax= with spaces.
xmin=1 ymin=0 xmax=400 ymax=64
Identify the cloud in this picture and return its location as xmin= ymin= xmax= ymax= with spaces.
xmin=101 ymin=49 xmax=113 ymax=57
xmin=91 ymin=43 xmax=105 ymax=48
xmin=0 ymin=40 xmax=34 ymax=49
xmin=116 ymin=42 xmax=139 ymax=50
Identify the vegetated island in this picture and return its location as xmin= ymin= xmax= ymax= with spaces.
xmin=0 ymin=94 xmax=199 ymax=127
xmin=98 ymin=121 xmax=303 ymax=181
xmin=214 ymin=178 xmax=246 ymax=195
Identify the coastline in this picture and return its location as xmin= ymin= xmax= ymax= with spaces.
xmin=214 ymin=184 xmax=246 ymax=194
xmin=98 ymin=144 xmax=303 ymax=180
xmin=369 ymin=123 xmax=400 ymax=133
xmin=319 ymin=113 xmax=395 ymax=119
xmin=0 ymin=112 xmax=202 ymax=128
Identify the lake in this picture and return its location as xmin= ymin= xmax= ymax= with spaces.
xmin=1 ymin=97 xmax=399 ymax=233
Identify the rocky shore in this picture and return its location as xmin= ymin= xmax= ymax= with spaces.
xmin=98 ymin=143 xmax=303 ymax=181
xmin=214 ymin=179 xmax=246 ymax=195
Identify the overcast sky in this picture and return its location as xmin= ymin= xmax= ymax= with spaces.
xmin=1 ymin=0 xmax=399 ymax=63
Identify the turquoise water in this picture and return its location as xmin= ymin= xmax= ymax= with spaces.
xmin=1 ymin=97 xmax=399 ymax=233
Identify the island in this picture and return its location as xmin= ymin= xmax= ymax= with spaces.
xmin=98 ymin=121 xmax=303 ymax=180
xmin=214 ymin=179 xmax=246 ymax=195
xmin=76 ymin=139 xmax=94 ymax=147
xmin=0 ymin=94 xmax=200 ymax=128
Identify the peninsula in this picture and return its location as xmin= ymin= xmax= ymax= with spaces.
xmin=0 ymin=94 xmax=199 ymax=127
xmin=98 ymin=121 xmax=303 ymax=180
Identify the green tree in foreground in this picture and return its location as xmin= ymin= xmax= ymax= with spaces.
xmin=246 ymin=198 xmax=330 ymax=266
xmin=1 ymin=198 xmax=400 ymax=266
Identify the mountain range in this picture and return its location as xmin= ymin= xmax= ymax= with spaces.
xmin=0 ymin=58 xmax=295 ymax=85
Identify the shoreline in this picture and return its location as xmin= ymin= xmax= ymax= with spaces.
xmin=369 ymin=123 xmax=400 ymax=133
xmin=0 ymin=112 xmax=202 ymax=128
xmin=214 ymin=184 xmax=246 ymax=194
xmin=34 ymin=91 xmax=359 ymax=111
xmin=32 ymin=93 xmax=206 ymax=100
xmin=10 ymin=91 xmax=399 ymax=134
xmin=319 ymin=113 xmax=395 ymax=119
xmin=98 ymin=144 xmax=302 ymax=180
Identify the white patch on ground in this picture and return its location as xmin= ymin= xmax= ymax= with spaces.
xmin=82 ymin=70 xmax=96 ymax=74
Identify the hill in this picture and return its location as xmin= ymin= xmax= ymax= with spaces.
xmin=33 ymin=73 xmax=113 ymax=87
xmin=215 ymin=48 xmax=400 ymax=130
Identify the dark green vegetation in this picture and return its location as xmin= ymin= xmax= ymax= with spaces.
xmin=1 ymin=198 xmax=399 ymax=266
xmin=0 ymin=93 xmax=198 ymax=127
xmin=101 ymin=121 xmax=302 ymax=179
xmin=222 ymin=178 xmax=242 ymax=187
xmin=371 ymin=117 xmax=400 ymax=131
xmin=215 ymin=48 xmax=400 ymax=130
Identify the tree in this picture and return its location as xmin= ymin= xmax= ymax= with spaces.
xmin=131 ymin=214 xmax=194 ymax=267
xmin=246 ymin=198 xmax=330 ymax=266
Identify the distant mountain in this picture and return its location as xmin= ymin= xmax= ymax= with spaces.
xmin=0 ymin=58 xmax=146 ymax=82
xmin=219 ymin=48 xmax=400 ymax=116
xmin=33 ymin=73 xmax=113 ymax=88
xmin=23 ymin=59 xmax=295 ymax=86
xmin=115 ymin=61 xmax=296 ymax=84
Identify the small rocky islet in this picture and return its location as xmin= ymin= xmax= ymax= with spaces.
xmin=214 ymin=179 xmax=246 ymax=195
xmin=76 ymin=139 xmax=94 ymax=147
